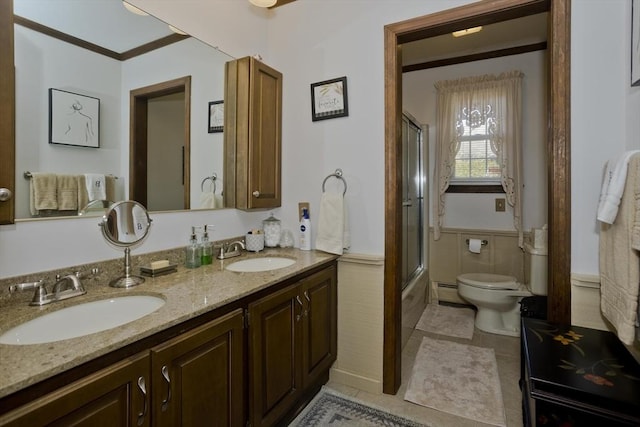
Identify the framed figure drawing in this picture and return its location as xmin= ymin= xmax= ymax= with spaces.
xmin=49 ymin=88 xmax=100 ymax=148
xmin=311 ymin=76 xmax=349 ymax=121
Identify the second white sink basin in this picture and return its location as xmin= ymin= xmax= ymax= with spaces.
xmin=0 ymin=295 xmax=165 ymax=345
xmin=226 ymin=257 xmax=296 ymax=273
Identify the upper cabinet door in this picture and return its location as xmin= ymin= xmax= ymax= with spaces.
xmin=0 ymin=0 xmax=15 ymax=224
xmin=225 ymin=57 xmax=282 ymax=210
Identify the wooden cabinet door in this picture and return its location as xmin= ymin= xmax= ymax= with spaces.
xmin=0 ymin=0 xmax=15 ymax=224
xmin=151 ymin=309 xmax=245 ymax=427
xmin=300 ymin=266 xmax=337 ymax=388
xmin=247 ymin=58 xmax=282 ymax=210
xmin=248 ymin=284 xmax=302 ymax=427
xmin=0 ymin=352 xmax=150 ymax=427
xmin=224 ymin=56 xmax=282 ymax=211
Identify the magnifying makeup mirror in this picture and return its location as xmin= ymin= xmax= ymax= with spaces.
xmin=100 ymin=200 xmax=152 ymax=288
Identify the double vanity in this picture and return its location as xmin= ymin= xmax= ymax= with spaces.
xmin=0 ymin=248 xmax=338 ymax=426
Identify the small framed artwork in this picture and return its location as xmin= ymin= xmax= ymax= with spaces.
xmin=311 ymin=76 xmax=349 ymax=121
xmin=633 ymin=0 xmax=640 ymax=86
xmin=208 ymin=100 xmax=224 ymax=133
xmin=49 ymin=88 xmax=100 ymax=148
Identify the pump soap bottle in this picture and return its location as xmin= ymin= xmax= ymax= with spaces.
xmin=185 ymin=227 xmax=202 ymax=268
xmin=299 ymin=207 xmax=311 ymax=250
xmin=200 ymin=225 xmax=213 ymax=265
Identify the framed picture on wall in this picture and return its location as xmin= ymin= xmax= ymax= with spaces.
xmin=633 ymin=0 xmax=640 ymax=86
xmin=311 ymin=76 xmax=349 ymax=121
xmin=49 ymin=88 xmax=100 ymax=148
xmin=208 ymin=100 xmax=224 ymax=133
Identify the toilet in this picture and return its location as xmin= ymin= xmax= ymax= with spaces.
xmin=457 ymin=243 xmax=547 ymax=336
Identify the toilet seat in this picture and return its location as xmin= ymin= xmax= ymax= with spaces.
xmin=457 ymin=273 xmax=519 ymax=290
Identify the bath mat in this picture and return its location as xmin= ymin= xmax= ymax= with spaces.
xmin=404 ymin=337 xmax=506 ymax=426
xmin=290 ymin=386 xmax=428 ymax=426
xmin=415 ymin=304 xmax=475 ymax=339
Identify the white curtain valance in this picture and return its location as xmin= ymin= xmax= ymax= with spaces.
xmin=433 ymin=71 xmax=524 ymax=246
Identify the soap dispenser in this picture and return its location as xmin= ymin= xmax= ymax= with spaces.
xmin=200 ymin=225 xmax=213 ymax=265
xmin=299 ymin=208 xmax=311 ymax=251
xmin=185 ymin=227 xmax=201 ymax=269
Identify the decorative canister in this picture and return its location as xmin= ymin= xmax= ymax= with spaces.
xmin=262 ymin=213 xmax=281 ymax=247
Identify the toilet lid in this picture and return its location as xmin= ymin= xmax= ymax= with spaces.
xmin=457 ymin=273 xmax=519 ymax=290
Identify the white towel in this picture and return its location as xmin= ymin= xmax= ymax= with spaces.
xmin=597 ymin=150 xmax=640 ymax=224
xmin=84 ymin=173 xmax=106 ymax=201
xmin=599 ymin=153 xmax=640 ymax=345
xmin=213 ymin=194 xmax=224 ymax=209
xmin=316 ymin=192 xmax=349 ymax=255
xmin=200 ymin=192 xmax=215 ymax=209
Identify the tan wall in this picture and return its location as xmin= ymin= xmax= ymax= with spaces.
xmin=429 ymin=228 xmax=525 ymax=303
xmin=331 ymin=253 xmax=385 ymax=394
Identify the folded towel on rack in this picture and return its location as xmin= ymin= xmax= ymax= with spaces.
xmin=600 ymin=153 xmax=640 ymax=345
xmin=316 ymin=192 xmax=350 ymax=255
xmin=105 ymin=175 xmax=116 ymax=202
xmin=597 ymin=150 xmax=640 ymax=224
xmin=213 ymin=194 xmax=224 ymax=209
xmin=200 ymin=192 xmax=215 ymax=209
xmin=30 ymin=173 xmax=58 ymax=215
xmin=56 ymin=174 xmax=78 ymax=211
xmin=84 ymin=173 xmax=106 ymax=202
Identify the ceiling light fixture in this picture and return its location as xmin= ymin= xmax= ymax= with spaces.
xmin=122 ymin=1 xmax=148 ymax=16
xmin=452 ymin=26 xmax=483 ymax=37
xmin=249 ymin=0 xmax=277 ymax=7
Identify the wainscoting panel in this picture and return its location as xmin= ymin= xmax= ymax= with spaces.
xmin=330 ymin=253 xmax=385 ymax=394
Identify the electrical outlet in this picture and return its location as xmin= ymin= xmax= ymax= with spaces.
xmin=495 ymin=198 xmax=506 ymax=212
xmin=298 ymin=202 xmax=310 ymax=221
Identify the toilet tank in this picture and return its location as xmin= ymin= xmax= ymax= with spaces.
xmin=524 ymin=243 xmax=548 ymax=295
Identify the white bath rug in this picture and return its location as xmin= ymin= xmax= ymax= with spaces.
xmin=415 ymin=304 xmax=475 ymax=339
xmin=404 ymin=337 xmax=506 ymax=426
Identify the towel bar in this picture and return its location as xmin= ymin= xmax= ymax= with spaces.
xmin=24 ymin=171 xmax=118 ymax=179
xmin=322 ymin=168 xmax=347 ymax=195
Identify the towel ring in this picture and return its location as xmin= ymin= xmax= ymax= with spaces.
xmin=201 ymin=173 xmax=217 ymax=194
xmin=322 ymin=168 xmax=347 ymax=196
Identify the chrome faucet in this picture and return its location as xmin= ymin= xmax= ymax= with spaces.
xmin=216 ymin=240 xmax=245 ymax=260
xmin=9 ymin=269 xmax=97 ymax=306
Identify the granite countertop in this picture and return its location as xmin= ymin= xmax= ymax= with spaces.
xmin=0 ymin=248 xmax=337 ymax=400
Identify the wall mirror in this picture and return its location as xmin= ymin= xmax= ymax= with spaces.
xmin=12 ymin=0 xmax=232 ymax=220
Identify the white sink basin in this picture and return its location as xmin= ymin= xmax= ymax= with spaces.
xmin=226 ymin=257 xmax=296 ymax=273
xmin=0 ymin=295 xmax=165 ymax=345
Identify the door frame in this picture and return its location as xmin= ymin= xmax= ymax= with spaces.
xmin=130 ymin=76 xmax=191 ymax=209
xmin=383 ymin=0 xmax=570 ymax=393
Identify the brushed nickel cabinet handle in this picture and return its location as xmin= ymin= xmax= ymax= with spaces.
xmin=161 ymin=365 xmax=172 ymax=412
xmin=137 ymin=376 xmax=147 ymax=426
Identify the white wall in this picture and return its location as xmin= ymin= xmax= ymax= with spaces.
xmin=2 ymin=0 xmax=638 ymax=282
xmin=403 ymin=50 xmax=547 ymax=232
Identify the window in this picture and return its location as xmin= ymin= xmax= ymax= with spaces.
xmin=452 ymin=104 xmax=501 ymax=183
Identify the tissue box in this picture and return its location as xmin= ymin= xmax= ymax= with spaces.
xmin=532 ymin=228 xmax=547 ymax=249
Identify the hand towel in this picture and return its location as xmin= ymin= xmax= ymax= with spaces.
xmin=200 ymin=192 xmax=215 ymax=209
xmin=29 ymin=173 xmax=57 ymax=215
xmin=316 ymin=192 xmax=349 ymax=255
xmin=84 ymin=173 xmax=106 ymax=202
xmin=105 ymin=175 xmax=116 ymax=202
xmin=213 ymin=194 xmax=224 ymax=209
xmin=599 ymin=153 xmax=640 ymax=345
xmin=597 ymin=150 xmax=640 ymax=224
xmin=56 ymin=174 xmax=79 ymax=211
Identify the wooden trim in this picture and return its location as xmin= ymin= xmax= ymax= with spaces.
xmin=14 ymin=15 xmax=189 ymax=61
xmin=445 ymin=185 xmax=505 ymax=194
xmin=403 ymin=41 xmax=547 ymax=72
xmin=129 ymin=76 xmax=192 ymax=210
xmin=0 ymin=0 xmax=15 ymax=225
xmin=383 ymin=0 xmax=569 ymax=394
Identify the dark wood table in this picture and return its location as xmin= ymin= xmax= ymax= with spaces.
xmin=521 ymin=318 xmax=640 ymax=426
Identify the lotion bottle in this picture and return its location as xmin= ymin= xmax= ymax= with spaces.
xmin=299 ymin=207 xmax=311 ymax=250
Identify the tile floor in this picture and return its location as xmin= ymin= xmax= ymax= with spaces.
xmin=325 ymin=326 xmax=523 ymax=427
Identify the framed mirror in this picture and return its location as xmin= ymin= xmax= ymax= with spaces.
xmin=12 ymin=0 xmax=232 ymax=219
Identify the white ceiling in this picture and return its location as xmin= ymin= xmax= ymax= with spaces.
xmin=13 ymin=0 xmax=175 ymax=53
xmin=402 ymin=13 xmax=548 ymax=67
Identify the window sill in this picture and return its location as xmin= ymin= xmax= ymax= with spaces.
xmin=446 ymin=185 xmax=504 ymax=194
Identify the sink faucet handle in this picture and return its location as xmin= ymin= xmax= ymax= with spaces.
xmin=9 ymin=279 xmax=45 ymax=294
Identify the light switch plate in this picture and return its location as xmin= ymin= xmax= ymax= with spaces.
xmin=495 ymin=198 xmax=506 ymax=212
xmin=298 ymin=202 xmax=310 ymax=221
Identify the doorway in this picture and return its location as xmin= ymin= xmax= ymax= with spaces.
xmin=383 ymin=0 xmax=571 ymax=394
xmin=130 ymin=76 xmax=192 ymax=210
